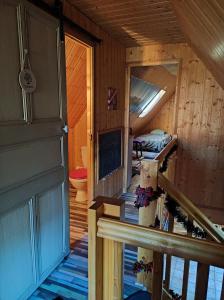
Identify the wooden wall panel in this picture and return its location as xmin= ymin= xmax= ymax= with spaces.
xmin=68 ymin=111 xmax=87 ymax=172
xmin=45 ymin=0 xmax=126 ymax=197
xmin=65 ymin=36 xmax=87 ymax=172
xmin=65 ymin=36 xmax=87 ymax=129
xmin=130 ymin=65 xmax=177 ymax=135
xmin=143 ymin=93 xmax=175 ymax=135
xmin=127 ymin=44 xmax=224 ymax=224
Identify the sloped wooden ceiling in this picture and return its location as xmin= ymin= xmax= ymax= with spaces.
xmin=171 ymin=0 xmax=224 ymax=90
xmin=65 ymin=35 xmax=87 ymax=128
xmin=70 ymin=0 xmax=185 ymax=46
xmin=130 ymin=65 xmax=177 ymax=135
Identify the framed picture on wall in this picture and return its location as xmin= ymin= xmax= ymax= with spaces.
xmin=108 ymin=87 xmax=117 ymax=110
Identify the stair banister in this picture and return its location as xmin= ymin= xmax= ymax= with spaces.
xmin=97 ymin=218 xmax=224 ymax=267
xmin=89 ymin=196 xmax=224 ymax=300
xmin=158 ymin=172 xmax=224 ymax=243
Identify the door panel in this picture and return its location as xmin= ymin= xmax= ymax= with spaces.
xmin=37 ymin=185 xmax=64 ymax=278
xmin=0 ymin=137 xmax=62 ymax=191
xmin=0 ymin=1 xmax=24 ymax=123
xmin=0 ymin=121 xmax=62 ymax=146
xmin=0 ymin=1 xmax=69 ymax=299
xmin=0 ymin=167 xmax=65 ymax=216
xmin=26 ymin=5 xmax=61 ymax=121
xmin=0 ymin=201 xmax=35 ymax=300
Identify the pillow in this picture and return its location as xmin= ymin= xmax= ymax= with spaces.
xmin=150 ymin=129 xmax=166 ymax=135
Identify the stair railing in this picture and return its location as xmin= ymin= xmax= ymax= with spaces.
xmin=155 ymin=136 xmax=224 ymax=299
xmin=88 ymin=196 xmax=224 ymax=300
xmin=88 ymin=135 xmax=224 ymax=300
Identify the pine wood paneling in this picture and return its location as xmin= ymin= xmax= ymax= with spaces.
xmin=143 ymin=93 xmax=175 ymax=134
xmin=68 ymin=112 xmax=87 ymax=172
xmin=171 ymin=0 xmax=224 ymax=90
xmin=127 ymin=44 xmax=224 ymax=224
xmin=65 ymin=36 xmax=87 ymax=129
xmin=65 ymin=36 xmax=87 ymax=172
xmin=130 ymin=65 xmax=177 ymax=135
xmin=51 ymin=0 xmax=126 ymax=197
xmin=68 ymin=0 xmax=185 ymax=47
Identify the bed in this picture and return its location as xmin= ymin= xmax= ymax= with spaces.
xmin=133 ymin=129 xmax=172 ymax=159
xmin=131 ymin=129 xmax=172 ymax=175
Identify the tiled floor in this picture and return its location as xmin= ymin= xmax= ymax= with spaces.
xmin=30 ymin=179 xmax=224 ymax=300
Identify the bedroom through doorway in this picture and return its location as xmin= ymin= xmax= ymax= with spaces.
xmin=124 ymin=62 xmax=180 ymax=195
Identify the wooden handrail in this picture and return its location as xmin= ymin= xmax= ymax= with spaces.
xmin=154 ymin=135 xmax=177 ymax=163
xmin=97 ymin=217 xmax=224 ymax=268
xmin=88 ymin=196 xmax=124 ymax=300
xmin=158 ymin=173 xmax=224 ymax=243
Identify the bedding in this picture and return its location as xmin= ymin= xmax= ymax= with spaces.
xmin=141 ymin=151 xmax=158 ymax=159
xmin=134 ymin=132 xmax=171 ymax=153
xmin=131 ymin=130 xmax=172 ymax=176
xmin=150 ymin=129 xmax=166 ymax=135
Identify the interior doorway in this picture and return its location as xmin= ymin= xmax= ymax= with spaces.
xmin=123 ymin=62 xmax=180 ymax=193
xmin=65 ymin=34 xmax=94 ymax=248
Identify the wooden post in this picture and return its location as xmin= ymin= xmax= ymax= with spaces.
xmin=221 ymin=273 xmax=224 ymax=300
xmin=137 ymin=159 xmax=159 ymax=291
xmin=152 ymin=252 xmax=164 ymax=300
xmin=165 ymin=151 xmax=177 ymax=184
xmin=181 ymin=260 xmax=190 ymax=300
xmin=163 ymin=214 xmax=174 ymax=300
xmin=103 ymin=239 xmax=123 ymax=300
xmin=181 ymin=216 xmax=193 ymax=300
xmin=194 ymin=263 xmax=209 ymax=300
xmin=88 ymin=196 xmax=124 ymax=300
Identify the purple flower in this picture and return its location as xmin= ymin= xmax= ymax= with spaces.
xmin=134 ymin=186 xmax=154 ymax=208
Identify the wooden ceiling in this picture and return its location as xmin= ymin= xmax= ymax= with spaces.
xmin=171 ymin=0 xmax=224 ymax=90
xmin=69 ymin=0 xmax=185 ymax=46
xmin=65 ymin=35 xmax=87 ymax=128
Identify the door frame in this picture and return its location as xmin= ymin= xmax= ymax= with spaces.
xmin=123 ymin=59 xmax=182 ymax=192
xmin=64 ymin=30 xmax=95 ymax=205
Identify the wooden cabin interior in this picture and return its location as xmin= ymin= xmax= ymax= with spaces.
xmin=0 ymin=1 xmax=224 ymax=300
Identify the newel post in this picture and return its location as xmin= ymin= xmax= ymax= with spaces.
xmin=88 ymin=197 xmax=125 ymax=300
xmin=137 ymin=159 xmax=159 ymax=292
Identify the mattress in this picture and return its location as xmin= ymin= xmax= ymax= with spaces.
xmin=134 ymin=133 xmax=171 ymax=153
xmin=141 ymin=151 xmax=158 ymax=159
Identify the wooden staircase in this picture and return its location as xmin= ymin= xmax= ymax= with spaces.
xmin=88 ymin=140 xmax=224 ymax=300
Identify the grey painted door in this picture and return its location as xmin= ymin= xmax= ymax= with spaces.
xmin=0 ymin=1 xmax=69 ymax=299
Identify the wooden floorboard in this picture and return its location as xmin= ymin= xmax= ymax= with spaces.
xmin=29 ymin=188 xmax=142 ymax=299
xmin=29 ymin=182 xmax=224 ymax=299
xmin=69 ymin=187 xmax=88 ymax=248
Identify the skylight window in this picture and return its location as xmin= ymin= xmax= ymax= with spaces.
xmin=139 ymin=89 xmax=166 ymax=118
xmin=130 ymin=76 xmax=160 ymax=115
xmin=130 ymin=76 xmax=165 ymax=118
